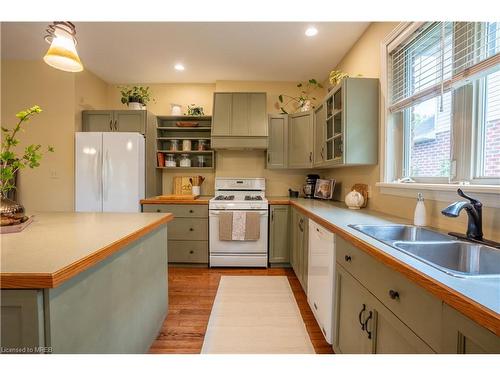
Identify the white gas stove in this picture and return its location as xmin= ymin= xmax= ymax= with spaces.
xmin=209 ymin=178 xmax=268 ymax=267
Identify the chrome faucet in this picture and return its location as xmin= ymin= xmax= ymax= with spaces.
xmin=441 ymin=189 xmax=483 ymax=241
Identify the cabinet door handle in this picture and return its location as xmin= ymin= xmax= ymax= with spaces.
xmin=114 ymin=120 xmax=118 ymax=131
xmin=344 ymin=255 xmax=352 ymax=262
xmin=363 ymin=311 xmax=373 ymax=339
xmin=271 ymin=211 xmax=274 ymax=221
xmin=358 ymin=304 xmax=366 ymax=330
xmin=320 ymin=146 xmax=324 ymax=160
xmin=189 ymin=228 xmax=194 ymax=231
xmin=313 ymin=302 xmax=318 ymax=310
xmin=389 ymin=289 xmax=400 ymax=300
xmin=109 ymin=120 xmax=113 ymax=131
xmin=267 ymin=153 xmax=270 ymax=163
xmin=309 ymin=152 xmax=312 ymax=163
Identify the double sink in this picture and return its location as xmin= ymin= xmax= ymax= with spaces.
xmin=349 ymin=224 xmax=500 ymax=278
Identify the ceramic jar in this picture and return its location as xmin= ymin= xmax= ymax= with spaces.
xmin=345 ymin=190 xmax=365 ymax=209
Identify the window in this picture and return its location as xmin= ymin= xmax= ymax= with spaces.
xmin=386 ymin=22 xmax=500 ymax=186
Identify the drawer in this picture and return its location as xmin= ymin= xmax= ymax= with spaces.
xmin=143 ymin=204 xmax=208 ymax=218
xmin=168 ymin=218 xmax=208 ymax=240
xmin=336 ymin=235 xmax=443 ymax=351
xmin=168 ymin=241 xmax=208 ymax=263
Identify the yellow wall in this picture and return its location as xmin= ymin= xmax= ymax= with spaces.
xmin=106 ymin=80 xmax=325 ymax=196
xmin=322 ymin=22 xmax=500 ymax=241
xmin=1 ymin=60 xmax=107 ymax=212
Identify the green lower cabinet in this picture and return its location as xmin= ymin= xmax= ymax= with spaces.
xmin=269 ymin=205 xmax=290 ymax=264
xmin=442 ymin=304 xmax=500 ymax=353
xmin=290 ymin=207 xmax=308 ymax=292
xmin=334 ymin=265 xmax=434 ymax=354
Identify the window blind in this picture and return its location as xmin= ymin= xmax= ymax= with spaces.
xmin=389 ymin=22 xmax=500 ymax=113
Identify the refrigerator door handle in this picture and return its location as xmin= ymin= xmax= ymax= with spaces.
xmin=103 ymin=149 xmax=109 ymax=201
xmin=93 ymin=149 xmax=100 ymax=201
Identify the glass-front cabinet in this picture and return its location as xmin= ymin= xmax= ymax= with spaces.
xmin=313 ymin=77 xmax=379 ymax=168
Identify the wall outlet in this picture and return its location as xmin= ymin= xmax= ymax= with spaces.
xmin=50 ymin=169 xmax=59 ymax=179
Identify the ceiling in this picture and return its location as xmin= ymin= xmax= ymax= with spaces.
xmin=1 ymin=22 xmax=369 ymax=83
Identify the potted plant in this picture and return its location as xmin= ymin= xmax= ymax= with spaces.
xmin=119 ymin=85 xmax=154 ymax=110
xmin=185 ymin=104 xmax=204 ymax=116
xmin=1 ymin=105 xmax=54 ymax=226
xmin=276 ymin=79 xmax=323 ymax=114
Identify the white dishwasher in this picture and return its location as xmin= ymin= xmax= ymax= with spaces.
xmin=307 ymin=219 xmax=336 ymax=344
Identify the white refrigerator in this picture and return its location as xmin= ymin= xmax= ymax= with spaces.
xmin=75 ymin=132 xmax=145 ymax=212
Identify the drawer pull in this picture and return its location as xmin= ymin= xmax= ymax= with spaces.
xmin=389 ymin=289 xmax=400 ymax=300
xmin=156 ymin=209 xmax=161 ymax=212
xmin=344 ymin=255 xmax=352 ymax=262
xmin=189 ymin=228 xmax=194 ymax=231
xmin=189 ymin=250 xmax=194 ymax=254
xmin=189 ymin=209 xmax=194 ymax=213
xmin=364 ymin=311 xmax=373 ymax=339
xmin=358 ymin=304 xmax=366 ymax=330
xmin=313 ymin=302 xmax=318 ymax=310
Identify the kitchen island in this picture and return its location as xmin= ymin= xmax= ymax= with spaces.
xmin=0 ymin=212 xmax=173 ymax=353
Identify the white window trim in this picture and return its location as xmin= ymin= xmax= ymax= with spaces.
xmin=379 ymin=22 xmax=500 ymax=207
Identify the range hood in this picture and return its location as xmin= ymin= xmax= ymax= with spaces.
xmin=211 ymin=136 xmax=268 ymax=150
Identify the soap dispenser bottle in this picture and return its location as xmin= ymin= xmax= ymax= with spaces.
xmin=414 ymin=193 xmax=427 ymax=227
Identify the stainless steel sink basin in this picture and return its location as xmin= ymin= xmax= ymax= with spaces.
xmin=349 ymin=224 xmax=451 ymax=242
xmin=393 ymin=241 xmax=500 ymax=277
xmin=348 ymin=224 xmax=500 ymax=278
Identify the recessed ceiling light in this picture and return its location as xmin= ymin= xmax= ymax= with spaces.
xmin=174 ymin=63 xmax=185 ymax=71
xmin=305 ymin=27 xmax=318 ymax=37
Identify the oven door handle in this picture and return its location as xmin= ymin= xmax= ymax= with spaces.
xmin=209 ymin=210 xmax=268 ymax=216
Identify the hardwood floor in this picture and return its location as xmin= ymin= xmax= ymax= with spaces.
xmin=149 ymin=266 xmax=334 ymax=354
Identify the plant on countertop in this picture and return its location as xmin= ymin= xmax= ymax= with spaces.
xmin=0 ymin=105 xmax=54 ymax=197
xmin=185 ymin=104 xmax=204 ymax=116
xmin=119 ymin=85 xmax=155 ymax=106
xmin=276 ymin=78 xmax=323 ymax=114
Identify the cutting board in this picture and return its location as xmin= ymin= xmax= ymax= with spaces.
xmin=173 ymin=176 xmax=194 ymax=195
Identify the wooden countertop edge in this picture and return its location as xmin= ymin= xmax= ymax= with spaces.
xmin=272 ymin=198 xmax=500 ymax=335
xmin=0 ymin=213 xmax=174 ymax=290
xmin=140 ymin=198 xmax=210 ymax=205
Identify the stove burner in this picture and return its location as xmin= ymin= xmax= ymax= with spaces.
xmin=244 ymin=195 xmax=263 ymax=201
xmin=215 ymin=195 xmax=235 ymax=200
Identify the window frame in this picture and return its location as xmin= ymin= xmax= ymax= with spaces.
xmin=380 ymin=22 xmax=500 ymax=189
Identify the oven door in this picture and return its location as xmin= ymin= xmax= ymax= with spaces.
xmin=209 ymin=209 xmax=268 ymax=254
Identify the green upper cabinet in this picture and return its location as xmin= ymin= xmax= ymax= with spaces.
xmin=267 ymin=114 xmax=288 ymax=169
xmin=313 ymin=103 xmax=326 ymax=167
xmin=288 ymin=111 xmax=314 ymax=169
xmin=113 ymin=110 xmax=146 ymax=133
xmin=269 ymin=205 xmax=290 ymax=264
xmin=82 ymin=110 xmax=146 ymax=134
xmin=212 ymin=93 xmax=232 ymax=136
xmin=211 ymin=92 xmax=267 ymax=149
xmin=317 ymin=77 xmax=379 ymax=168
xmin=82 ymin=110 xmax=114 ymax=132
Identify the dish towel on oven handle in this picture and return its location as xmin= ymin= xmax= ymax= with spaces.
xmin=218 ymin=212 xmax=260 ymax=241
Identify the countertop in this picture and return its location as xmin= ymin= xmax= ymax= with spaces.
xmin=0 ymin=212 xmax=173 ymax=289
xmin=268 ymin=197 xmax=500 ymax=335
xmin=140 ymin=196 xmax=212 ymax=205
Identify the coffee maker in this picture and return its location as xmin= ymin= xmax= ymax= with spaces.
xmin=303 ymin=174 xmax=320 ymax=198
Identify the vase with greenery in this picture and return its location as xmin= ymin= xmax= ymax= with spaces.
xmin=185 ymin=104 xmax=204 ymax=116
xmin=119 ymin=85 xmax=154 ymax=110
xmin=276 ymin=79 xmax=323 ymax=114
xmin=0 ymin=105 xmax=54 ymax=226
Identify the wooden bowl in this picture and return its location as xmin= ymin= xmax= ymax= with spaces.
xmin=176 ymin=121 xmax=199 ymax=128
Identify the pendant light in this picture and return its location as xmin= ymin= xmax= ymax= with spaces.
xmin=43 ymin=22 xmax=83 ymax=72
